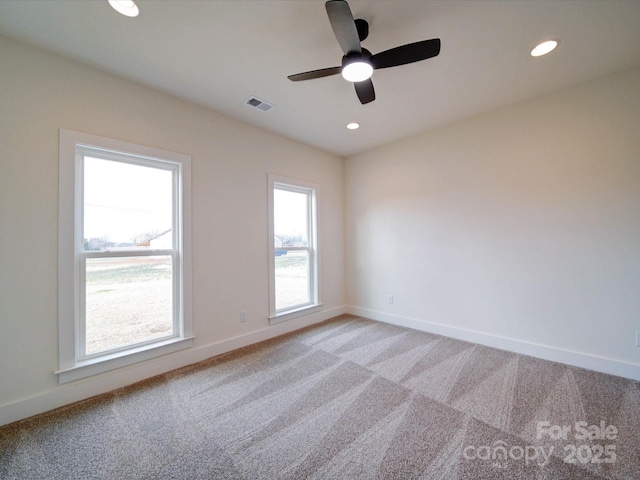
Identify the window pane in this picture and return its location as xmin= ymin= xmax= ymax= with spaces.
xmin=84 ymin=255 xmax=173 ymax=355
xmin=274 ymin=188 xmax=308 ymax=247
xmin=275 ymin=250 xmax=310 ymax=311
xmin=83 ymin=157 xmax=173 ymax=250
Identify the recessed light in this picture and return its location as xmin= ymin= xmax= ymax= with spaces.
xmin=108 ymin=0 xmax=140 ymax=18
xmin=347 ymin=122 xmax=360 ymax=130
xmin=531 ymin=39 xmax=559 ymax=57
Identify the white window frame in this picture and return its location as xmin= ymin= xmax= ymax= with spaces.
xmin=57 ymin=129 xmax=193 ymax=383
xmin=268 ymin=174 xmax=321 ymax=324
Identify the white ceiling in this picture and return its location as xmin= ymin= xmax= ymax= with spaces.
xmin=0 ymin=0 xmax=639 ymax=157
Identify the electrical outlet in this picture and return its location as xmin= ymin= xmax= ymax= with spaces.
xmin=387 ymin=295 xmax=394 ymax=305
xmin=241 ymin=311 xmax=247 ymax=323
xmin=636 ymin=331 xmax=640 ymax=347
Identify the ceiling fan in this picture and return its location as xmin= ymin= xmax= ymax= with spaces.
xmin=288 ymin=0 xmax=441 ymax=105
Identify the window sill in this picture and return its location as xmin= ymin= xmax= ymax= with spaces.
xmin=269 ymin=304 xmax=323 ymax=325
xmin=55 ymin=336 xmax=194 ymax=384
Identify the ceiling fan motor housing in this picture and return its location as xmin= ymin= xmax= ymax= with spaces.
xmin=342 ymin=49 xmax=371 ymax=67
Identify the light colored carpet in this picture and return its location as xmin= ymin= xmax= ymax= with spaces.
xmin=1 ymin=315 xmax=639 ymax=479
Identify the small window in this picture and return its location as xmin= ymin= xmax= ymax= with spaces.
xmin=58 ymin=129 xmax=192 ymax=383
xmin=268 ymin=175 xmax=321 ymax=323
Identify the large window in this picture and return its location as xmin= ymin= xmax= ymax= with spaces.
xmin=268 ymin=175 xmax=320 ymax=323
xmin=58 ymin=129 xmax=192 ymax=383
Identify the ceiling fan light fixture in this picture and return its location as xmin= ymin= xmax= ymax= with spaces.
xmin=531 ymin=39 xmax=559 ymax=57
xmin=341 ymin=58 xmax=373 ymax=82
xmin=108 ymin=0 xmax=140 ymax=18
xmin=288 ymin=0 xmax=442 ymax=104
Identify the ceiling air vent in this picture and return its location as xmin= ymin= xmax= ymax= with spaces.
xmin=245 ymin=96 xmax=274 ymax=112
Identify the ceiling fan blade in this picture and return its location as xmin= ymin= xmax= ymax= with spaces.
xmin=325 ymin=0 xmax=361 ymax=54
xmin=371 ymin=38 xmax=441 ymax=70
xmin=288 ymin=66 xmax=342 ymax=82
xmin=354 ymin=79 xmax=375 ymax=104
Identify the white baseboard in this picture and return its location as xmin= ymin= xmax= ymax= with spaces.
xmin=0 ymin=305 xmax=347 ymax=427
xmin=347 ymin=306 xmax=640 ymax=382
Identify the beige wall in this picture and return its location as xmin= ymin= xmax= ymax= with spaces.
xmin=345 ymin=67 xmax=640 ymax=379
xmin=0 ymin=36 xmax=345 ymax=425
